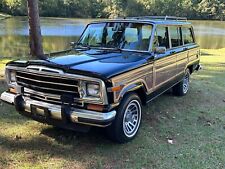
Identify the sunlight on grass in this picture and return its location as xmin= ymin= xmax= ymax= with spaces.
xmin=0 ymin=59 xmax=11 ymax=77
xmin=201 ymin=48 xmax=225 ymax=56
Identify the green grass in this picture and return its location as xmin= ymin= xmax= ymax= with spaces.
xmin=0 ymin=49 xmax=225 ymax=168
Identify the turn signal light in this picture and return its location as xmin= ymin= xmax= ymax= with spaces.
xmin=9 ymin=88 xmax=17 ymax=94
xmin=87 ymin=104 xmax=104 ymax=112
xmin=110 ymin=85 xmax=124 ymax=92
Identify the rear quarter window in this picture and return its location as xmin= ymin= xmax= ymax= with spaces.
xmin=182 ymin=27 xmax=194 ymax=44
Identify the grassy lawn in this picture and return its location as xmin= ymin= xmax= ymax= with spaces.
xmin=0 ymin=49 xmax=225 ymax=169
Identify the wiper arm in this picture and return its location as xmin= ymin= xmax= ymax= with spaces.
xmin=92 ymin=43 xmax=122 ymax=52
xmin=73 ymin=43 xmax=91 ymax=50
xmin=105 ymin=47 xmax=122 ymax=53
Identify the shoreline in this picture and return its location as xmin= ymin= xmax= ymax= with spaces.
xmin=2 ymin=15 xmax=225 ymax=22
xmin=0 ymin=13 xmax=11 ymax=20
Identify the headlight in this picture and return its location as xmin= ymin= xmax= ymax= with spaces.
xmin=9 ymin=71 xmax=16 ymax=82
xmin=86 ymin=83 xmax=100 ymax=97
xmin=78 ymin=80 xmax=106 ymax=104
xmin=5 ymin=69 xmax=16 ymax=84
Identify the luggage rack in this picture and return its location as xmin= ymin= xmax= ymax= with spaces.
xmin=119 ymin=16 xmax=187 ymax=21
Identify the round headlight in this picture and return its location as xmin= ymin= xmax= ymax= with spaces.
xmin=86 ymin=83 xmax=100 ymax=97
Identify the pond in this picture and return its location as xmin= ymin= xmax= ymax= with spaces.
xmin=0 ymin=17 xmax=225 ymax=58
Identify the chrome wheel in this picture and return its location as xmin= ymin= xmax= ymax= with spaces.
xmin=123 ymin=100 xmax=141 ymax=138
xmin=183 ymin=73 xmax=190 ymax=94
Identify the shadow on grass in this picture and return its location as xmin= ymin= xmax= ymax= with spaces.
xmin=201 ymin=52 xmax=212 ymax=56
xmin=0 ymin=127 xmax=117 ymax=167
xmin=40 ymin=126 xmax=109 ymax=145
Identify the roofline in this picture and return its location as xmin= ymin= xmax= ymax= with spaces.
xmin=119 ymin=16 xmax=188 ymax=21
xmin=90 ymin=19 xmax=192 ymax=25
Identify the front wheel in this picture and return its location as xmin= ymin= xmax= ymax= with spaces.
xmin=173 ymin=69 xmax=190 ymax=96
xmin=106 ymin=93 xmax=142 ymax=143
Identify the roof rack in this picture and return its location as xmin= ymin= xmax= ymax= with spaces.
xmin=120 ymin=16 xmax=187 ymax=21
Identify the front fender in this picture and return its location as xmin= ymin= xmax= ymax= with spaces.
xmin=116 ymin=81 xmax=147 ymax=103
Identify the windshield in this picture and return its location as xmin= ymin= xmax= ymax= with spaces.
xmin=78 ymin=22 xmax=153 ymax=51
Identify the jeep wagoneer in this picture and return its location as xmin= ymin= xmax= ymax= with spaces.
xmin=1 ymin=16 xmax=201 ymax=143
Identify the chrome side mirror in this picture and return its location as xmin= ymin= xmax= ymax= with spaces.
xmin=154 ymin=47 xmax=166 ymax=54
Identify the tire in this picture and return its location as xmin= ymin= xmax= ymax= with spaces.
xmin=173 ymin=69 xmax=190 ymax=96
xmin=106 ymin=93 xmax=142 ymax=143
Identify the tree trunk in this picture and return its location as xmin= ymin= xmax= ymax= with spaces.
xmin=27 ymin=0 xmax=46 ymax=59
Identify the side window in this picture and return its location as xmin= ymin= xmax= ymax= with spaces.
xmin=182 ymin=27 xmax=194 ymax=44
xmin=123 ymin=24 xmax=152 ymax=51
xmin=169 ymin=26 xmax=182 ymax=48
xmin=153 ymin=26 xmax=170 ymax=49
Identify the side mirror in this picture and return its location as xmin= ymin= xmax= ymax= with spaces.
xmin=154 ymin=47 xmax=166 ymax=54
xmin=70 ymin=42 xmax=77 ymax=47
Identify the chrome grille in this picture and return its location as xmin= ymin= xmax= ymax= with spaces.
xmin=23 ymin=88 xmax=83 ymax=107
xmin=16 ymin=71 xmax=80 ymax=97
xmin=15 ymin=69 xmax=82 ymax=106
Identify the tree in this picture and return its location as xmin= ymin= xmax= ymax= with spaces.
xmin=197 ymin=0 xmax=225 ymax=20
xmin=27 ymin=0 xmax=45 ymax=59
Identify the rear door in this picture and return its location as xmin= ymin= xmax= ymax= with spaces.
xmin=153 ymin=25 xmax=177 ymax=90
xmin=169 ymin=26 xmax=188 ymax=76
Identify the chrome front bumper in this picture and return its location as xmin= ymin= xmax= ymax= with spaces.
xmin=0 ymin=92 xmax=116 ymax=127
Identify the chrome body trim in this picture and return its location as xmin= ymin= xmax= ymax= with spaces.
xmin=27 ymin=65 xmax=64 ymax=74
xmin=0 ymin=92 xmax=116 ymax=127
xmin=0 ymin=91 xmax=15 ymax=104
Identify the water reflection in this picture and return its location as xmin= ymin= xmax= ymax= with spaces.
xmin=192 ymin=20 xmax=225 ymax=49
xmin=0 ymin=17 xmax=224 ymax=58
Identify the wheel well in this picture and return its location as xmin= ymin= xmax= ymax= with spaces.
xmin=120 ymin=85 xmax=147 ymax=106
xmin=187 ymin=65 xmax=193 ymax=74
xmin=134 ymin=87 xmax=147 ymax=105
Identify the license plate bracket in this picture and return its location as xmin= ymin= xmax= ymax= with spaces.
xmin=30 ymin=104 xmax=50 ymax=118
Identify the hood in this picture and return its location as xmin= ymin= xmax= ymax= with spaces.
xmin=48 ymin=49 xmax=150 ymax=78
xmin=9 ymin=49 xmax=151 ymax=79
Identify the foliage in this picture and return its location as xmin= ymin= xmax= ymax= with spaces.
xmin=0 ymin=0 xmax=224 ymax=20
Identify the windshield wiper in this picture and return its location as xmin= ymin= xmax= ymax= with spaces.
xmin=107 ymin=47 xmax=122 ymax=53
xmin=73 ymin=42 xmax=91 ymax=50
xmin=93 ymin=45 xmax=123 ymax=53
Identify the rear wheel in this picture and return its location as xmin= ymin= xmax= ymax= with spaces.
xmin=173 ymin=69 xmax=190 ymax=96
xmin=106 ymin=93 xmax=142 ymax=143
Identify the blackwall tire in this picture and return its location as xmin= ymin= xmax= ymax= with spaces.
xmin=173 ymin=69 xmax=190 ymax=96
xmin=106 ymin=93 xmax=142 ymax=143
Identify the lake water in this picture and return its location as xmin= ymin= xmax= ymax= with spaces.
xmin=0 ymin=17 xmax=225 ymax=58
